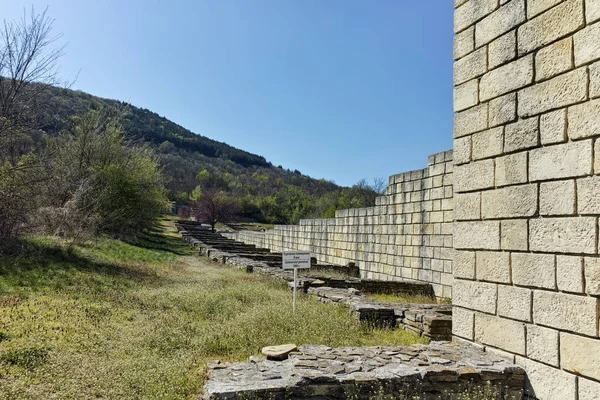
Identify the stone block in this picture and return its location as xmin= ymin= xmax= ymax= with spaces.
xmin=540 ymin=109 xmax=566 ymax=144
xmin=588 ymin=0 xmax=600 ymax=23
xmin=526 ymin=324 xmax=559 ymax=366
xmin=501 ymin=219 xmax=528 ymax=250
xmin=488 ymin=30 xmax=517 ymax=69
xmin=472 ymin=127 xmax=504 ymax=160
xmin=516 ymin=356 xmax=577 ymax=400
xmin=454 ymin=250 xmax=476 ymax=279
xmin=454 ymin=159 xmax=495 ymax=192
xmin=455 ymin=0 xmax=499 ymax=33
xmin=475 ymin=0 xmax=525 ymax=47
xmin=511 ymin=253 xmax=556 ymax=289
xmin=476 ymin=251 xmax=511 ymax=283
xmin=530 ymin=217 xmax=597 ymax=254
xmin=454 ymin=221 xmax=500 ymax=250
xmin=560 ymin=332 xmax=600 ymax=380
xmin=533 ymin=291 xmax=598 ymax=335
xmin=527 ymin=0 xmax=563 ymax=18
xmin=475 ymin=313 xmax=526 ymax=355
xmin=595 ymin=139 xmax=600 ymax=174
xmin=489 ymin=92 xmax=517 ymax=127
xmin=453 ymin=279 xmax=497 ymax=314
xmin=529 ymin=139 xmax=592 ymax=181
xmin=557 ymin=255 xmax=584 ymax=293
xmin=579 ymin=377 xmax=600 ymax=400
xmin=452 ymin=306 xmax=474 ymax=340
xmin=453 ymin=25 xmax=475 ymax=60
xmin=535 ymin=37 xmax=573 ymax=81
xmin=518 ymin=0 xmax=585 ymax=55
xmin=454 ymin=103 xmax=488 ymax=137
xmin=453 ymin=79 xmax=479 ymax=112
xmin=481 ymin=184 xmax=537 ymax=218
xmin=454 ymin=47 xmax=487 ymax=85
xmin=574 ymin=21 xmax=600 ymax=66
xmin=498 ymin=285 xmax=531 ymax=321
xmin=453 ymin=136 xmax=471 ymax=165
xmin=539 ymin=180 xmax=576 ymax=215
xmin=568 ymin=99 xmax=600 ymax=140
xmin=578 ymin=176 xmax=600 ymax=214
xmin=504 ymin=116 xmax=539 ymax=152
xmin=584 ymin=257 xmax=600 ymax=295
xmin=518 ymin=67 xmax=587 ymax=117
xmin=495 ymin=152 xmax=527 ymax=186
xmin=591 ymin=61 xmax=600 ymax=98
xmin=480 ymin=54 xmax=534 ymax=101
xmin=455 ymin=192 xmax=481 ymax=221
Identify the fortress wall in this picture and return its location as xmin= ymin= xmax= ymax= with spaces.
xmin=232 ymin=150 xmax=454 ymax=298
xmin=452 ymin=0 xmax=600 ymax=398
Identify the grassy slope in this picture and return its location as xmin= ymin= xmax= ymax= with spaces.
xmin=0 ymin=221 xmax=426 ymax=400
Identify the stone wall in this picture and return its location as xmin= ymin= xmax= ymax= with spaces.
xmin=452 ymin=0 xmax=600 ymax=399
xmin=230 ymin=150 xmax=454 ymax=298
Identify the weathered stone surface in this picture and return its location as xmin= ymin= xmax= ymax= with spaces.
xmin=205 ymin=342 xmax=525 ymax=400
xmin=574 ymin=20 xmax=600 ymax=65
xmin=495 ymin=152 xmax=527 ymax=186
xmin=475 ymin=251 xmax=510 ymax=283
xmin=533 ymin=291 xmax=598 ymax=335
xmin=471 ymin=127 xmax=503 ymax=160
xmin=591 ymin=61 xmax=600 ymax=98
xmin=262 ymin=344 xmax=298 ymax=360
xmin=454 ymin=250 xmax=475 ymax=279
xmin=489 ymin=92 xmax=517 ymax=127
xmin=517 ymin=0 xmax=584 ymax=55
xmin=475 ymin=313 xmax=526 ymax=355
xmin=454 ymin=103 xmax=488 ymax=137
xmin=579 ymin=377 xmax=600 ymax=400
xmin=535 ymin=37 xmax=573 ymax=81
xmin=452 ymin=307 xmax=474 ymax=340
xmin=501 ymin=219 xmax=528 ymax=250
xmin=453 ymin=279 xmax=497 ymax=314
xmin=455 ymin=0 xmax=498 ymax=33
xmin=504 ymin=116 xmax=539 ymax=152
xmin=577 ymin=176 xmax=600 ymax=213
xmin=454 ymin=159 xmax=494 ymax=192
xmin=588 ymin=0 xmax=600 ymax=23
xmin=556 ymin=255 xmax=584 ymax=293
xmin=511 ymin=253 xmax=555 ymax=289
xmin=453 ymin=79 xmax=479 ymax=112
xmin=529 ymin=139 xmax=592 ymax=181
xmin=480 ymin=54 xmax=534 ymax=101
xmin=526 ymin=324 xmax=559 ymax=366
xmin=540 ymin=108 xmax=566 ymax=144
xmin=560 ymin=332 xmax=600 ymax=380
xmin=453 ymin=136 xmax=471 ymax=165
xmin=488 ymin=30 xmax=517 ymax=69
xmin=516 ymin=356 xmax=577 ymax=400
xmin=584 ymin=257 xmax=600 ymax=295
xmin=454 ymin=25 xmax=475 ymax=60
xmin=454 ymin=47 xmax=487 ymax=85
xmin=481 ymin=184 xmax=537 ymax=219
xmin=518 ymin=67 xmax=587 ymax=117
xmin=527 ymin=0 xmax=563 ymax=18
xmin=454 ymin=192 xmax=480 ymax=221
xmin=497 ymin=285 xmax=531 ymax=321
xmin=530 ymin=217 xmax=597 ymax=254
xmin=568 ymin=99 xmax=600 ymax=139
xmin=475 ymin=0 xmax=525 ymax=47
xmin=539 ymin=180 xmax=575 ymax=215
xmin=454 ymin=221 xmax=500 ymax=250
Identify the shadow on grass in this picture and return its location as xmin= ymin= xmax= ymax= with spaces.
xmin=123 ymin=225 xmax=196 ymax=257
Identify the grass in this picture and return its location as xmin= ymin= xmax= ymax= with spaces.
xmin=365 ymin=293 xmax=451 ymax=305
xmin=0 ymin=220 xmax=427 ymax=400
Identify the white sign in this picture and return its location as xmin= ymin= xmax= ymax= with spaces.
xmin=282 ymin=251 xmax=311 ymax=270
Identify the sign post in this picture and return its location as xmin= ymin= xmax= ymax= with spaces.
xmin=282 ymin=251 xmax=311 ymax=313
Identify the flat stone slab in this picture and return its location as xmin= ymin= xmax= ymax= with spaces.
xmin=203 ymin=342 xmax=525 ymax=399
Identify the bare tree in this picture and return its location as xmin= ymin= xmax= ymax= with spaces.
xmin=371 ymin=176 xmax=387 ymax=195
xmin=191 ymin=187 xmax=240 ymax=233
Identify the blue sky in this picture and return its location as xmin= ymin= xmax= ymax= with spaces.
xmin=3 ymin=1 xmax=454 ymax=187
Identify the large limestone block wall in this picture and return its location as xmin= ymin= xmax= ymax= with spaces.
xmin=452 ymin=0 xmax=600 ymax=398
xmin=231 ymin=150 xmax=454 ymax=298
